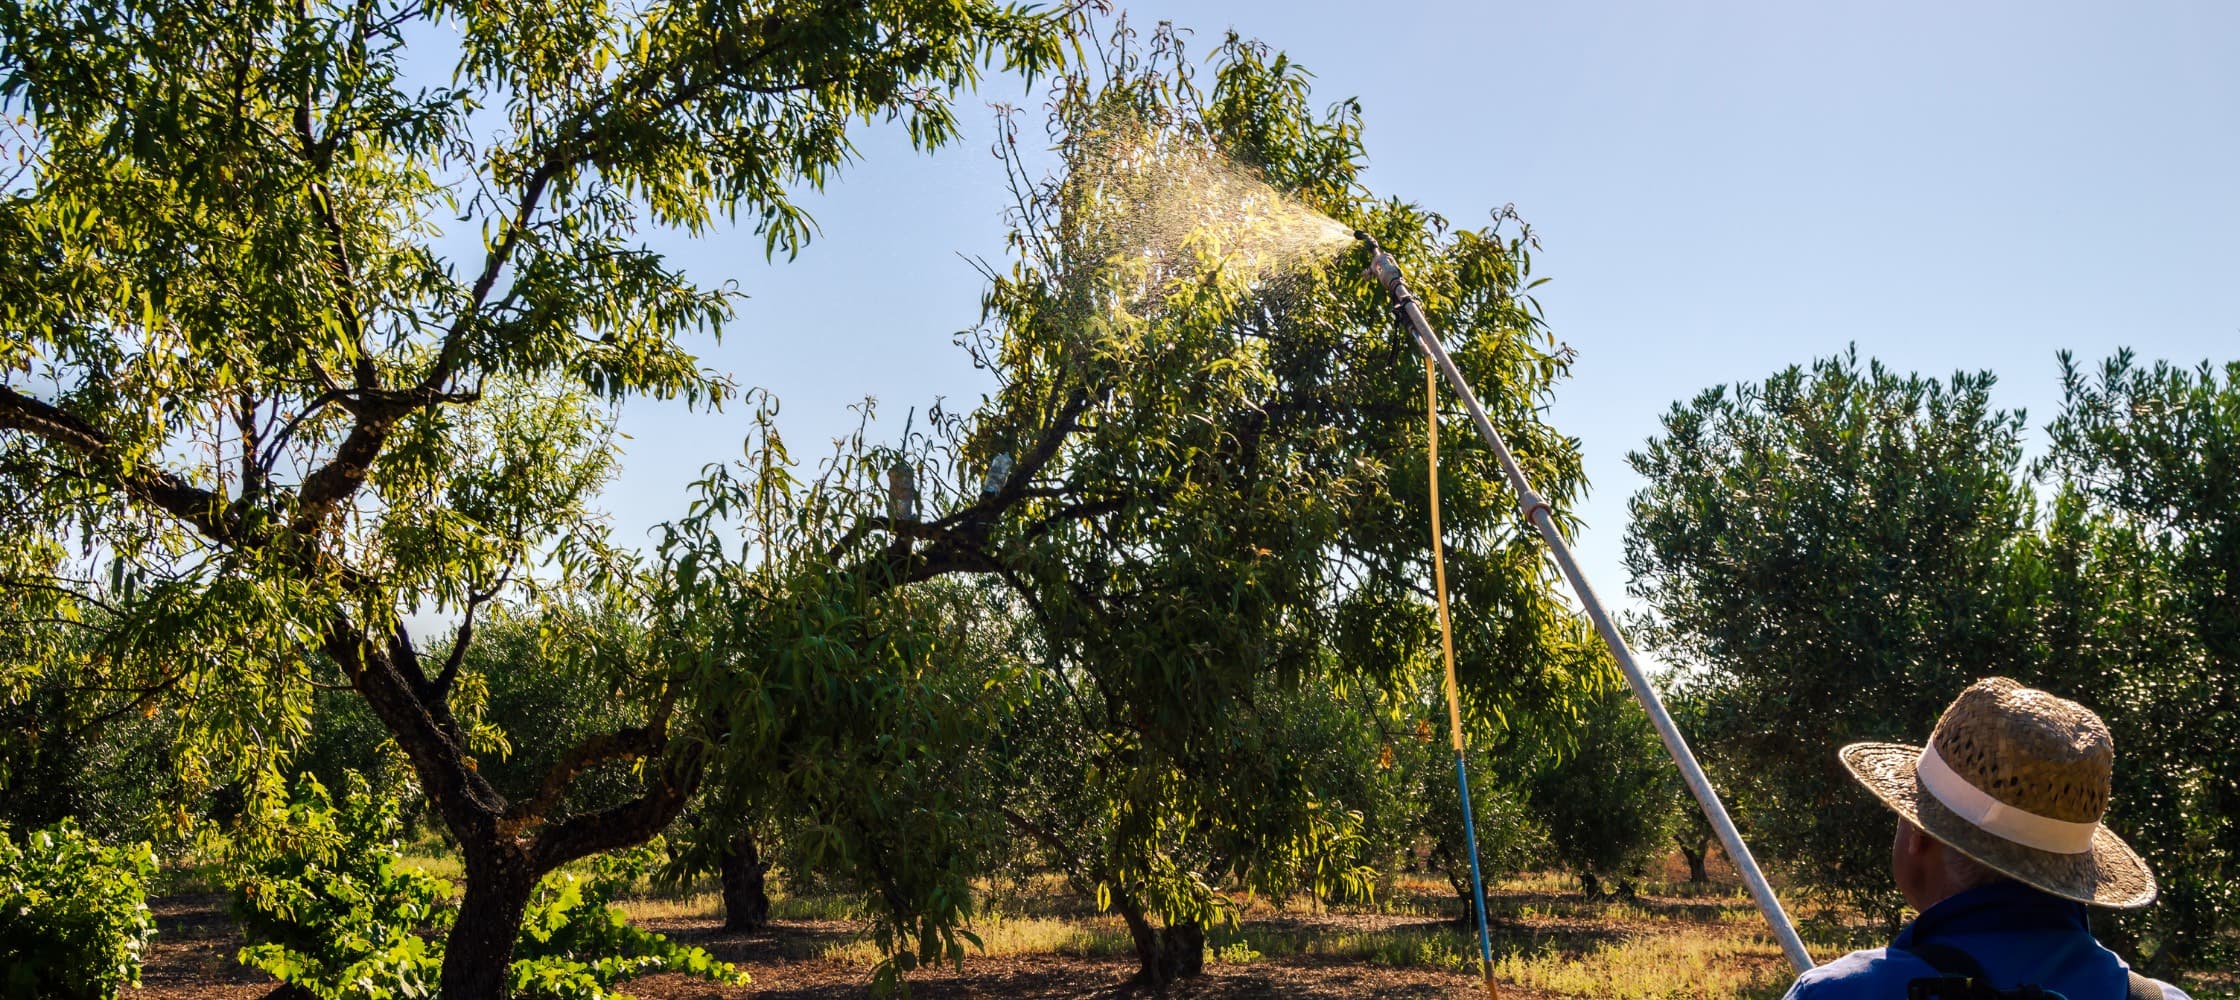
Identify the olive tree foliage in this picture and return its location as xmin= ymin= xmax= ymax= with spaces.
xmin=1659 ymin=679 xmax=1730 ymax=887
xmin=1627 ymin=347 xmax=2238 ymax=975
xmin=2038 ymin=352 xmax=2239 ymax=972
xmin=0 ymin=0 xmax=1073 ymax=992
xmin=1625 ymin=349 xmax=2039 ymax=923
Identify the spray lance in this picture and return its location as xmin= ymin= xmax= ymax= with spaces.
xmin=1356 ymin=231 xmax=1816 ymax=975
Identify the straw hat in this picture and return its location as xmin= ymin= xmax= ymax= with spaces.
xmin=1840 ymin=677 xmax=2156 ymax=909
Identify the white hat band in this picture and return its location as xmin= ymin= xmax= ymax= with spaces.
xmin=1917 ymin=742 xmax=2099 ymax=855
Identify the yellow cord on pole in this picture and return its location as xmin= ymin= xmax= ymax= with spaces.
xmin=1428 ymin=356 xmax=1499 ymax=1000
xmin=1428 ymin=357 xmax=1465 ymax=754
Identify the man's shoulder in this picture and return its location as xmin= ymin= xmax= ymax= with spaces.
xmin=1780 ymin=947 xmax=2195 ymax=1000
xmin=1782 ymin=947 xmax=1933 ymax=999
xmin=2141 ymin=976 xmax=2194 ymax=1000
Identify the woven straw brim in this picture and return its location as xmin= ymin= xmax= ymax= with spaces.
xmin=1840 ymin=742 xmax=2157 ymax=909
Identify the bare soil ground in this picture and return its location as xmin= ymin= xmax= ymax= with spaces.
xmin=125 ymin=896 xmax=1485 ymax=999
xmin=128 ymin=894 xmax=274 ymax=1000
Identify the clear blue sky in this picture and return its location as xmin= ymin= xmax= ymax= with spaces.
xmin=603 ymin=1 xmax=2239 ymax=618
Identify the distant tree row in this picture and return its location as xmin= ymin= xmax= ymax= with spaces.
xmin=1627 ymin=348 xmax=2239 ymax=975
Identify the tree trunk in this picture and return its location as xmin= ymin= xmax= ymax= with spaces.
xmin=720 ymin=827 xmax=772 ymax=932
xmin=1678 ymin=840 xmax=1709 ymax=885
xmin=1580 ymin=871 xmax=1603 ymax=899
xmin=441 ymin=848 xmax=537 ymax=1000
xmin=1450 ymin=882 xmax=1482 ymax=929
xmin=1111 ymin=891 xmax=1204 ymax=992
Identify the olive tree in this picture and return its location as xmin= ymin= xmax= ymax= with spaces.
xmin=0 ymin=0 xmax=1070 ymax=992
xmin=1629 ymin=347 xmax=2236 ymax=978
xmin=2040 ymin=352 xmax=2239 ymax=972
xmin=1525 ymin=638 xmax=1681 ymax=900
xmin=1625 ymin=349 xmax=2039 ymax=922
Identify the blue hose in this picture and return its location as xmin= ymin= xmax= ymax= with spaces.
xmin=1454 ymin=752 xmax=1497 ymax=984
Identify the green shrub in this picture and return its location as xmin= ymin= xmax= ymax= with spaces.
xmin=0 ymin=819 xmax=158 ymax=1000
xmin=234 ymin=776 xmax=743 ymax=1000
xmin=231 ymin=772 xmax=449 ymax=999
xmin=510 ymin=850 xmax=747 ymax=999
xmin=1527 ymin=675 xmax=1682 ymax=897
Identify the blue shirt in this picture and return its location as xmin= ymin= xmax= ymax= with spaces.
xmin=1783 ymin=880 xmax=2189 ymax=1000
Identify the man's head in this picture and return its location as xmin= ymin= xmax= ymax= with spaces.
xmin=1841 ymin=678 xmax=2157 ymax=910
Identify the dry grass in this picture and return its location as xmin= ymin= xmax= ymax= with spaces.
xmin=393 ymin=852 xmax=462 ymax=883
xmin=1492 ymin=924 xmax=1793 ymax=999
xmin=969 ymin=914 xmax=1135 ymax=959
xmin=673 ymin=870 xmax=1820 ymax=997
xmin=127 ymin=863 xmax=2238 ymax=999
xmin=617 ymin=890 xmax=722 ymax=922
xmin=810 ymin=914 xmax=1139 ymax=966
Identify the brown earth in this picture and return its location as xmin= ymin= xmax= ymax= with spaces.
xmin=118 ymin=851 xmax=2234 ymax=999
xmin=124 ymin=897 xmax=1488 ymax=999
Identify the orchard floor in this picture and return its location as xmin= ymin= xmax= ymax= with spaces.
xmin=122 ymin=859 xmax=1824 ymax=999
xmin=129 ymin=896 xmax=1496 ymax=998
xmin=121 ymin=863 xmax=2236 ymax=999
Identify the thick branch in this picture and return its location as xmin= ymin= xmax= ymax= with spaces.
xmin=529 ymin=752 xmax=700 ymax=871
xmin=432 ymin=615 xmax=475 ymax=698
xmin=291 ymin=409 xmax=396 ymax=534
xmin=996 ymin=386 xmax=1093 ymax=509
xmin=0 ymin=385 xmax=241 ymax=543
xmin=502 ymin=723 xmax=665 ymax=830
xmin=824 ymin=385 xmax=1095 ymax=563
xmin=332 ymin=622 xmax=509 ymax=837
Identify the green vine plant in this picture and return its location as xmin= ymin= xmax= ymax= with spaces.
xmin=231 ymin=772 xmax=744 ymax=1000
xmin=0 ymin=819 xmax=158 ymax=1000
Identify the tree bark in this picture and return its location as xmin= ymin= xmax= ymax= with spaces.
xmin=1111 ymin=891 xmax=1204 ymax=992
xmin=720 ymin=827 xmax=772 ymax=932
xmin=1450 ymin=886 xmax=1482 ymax=929
xmin=441 ymin=846 xmax=537 ymax=1000
xmin=1678 ymin=839 xmax=1709 ymax=885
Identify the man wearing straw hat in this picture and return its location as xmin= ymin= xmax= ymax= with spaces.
xmin=1783 ymin=678 xmax=2190 ymax=1000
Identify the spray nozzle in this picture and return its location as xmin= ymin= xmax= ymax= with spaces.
xmin=1356 ymin=230 xmax=1409 ymax=302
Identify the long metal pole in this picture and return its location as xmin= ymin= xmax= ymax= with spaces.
xmin=1363 ymin=238 xmax=1816 ymax=973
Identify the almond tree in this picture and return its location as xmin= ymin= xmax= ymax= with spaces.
xmin=939 ymin=24 xmax=1597 ymax=985
xmin=0 ymin=0 xmax=1069 ymax=991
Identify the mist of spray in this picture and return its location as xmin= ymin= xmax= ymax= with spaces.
xmin=1065 ymin=112 xmax=1356 ymax=309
